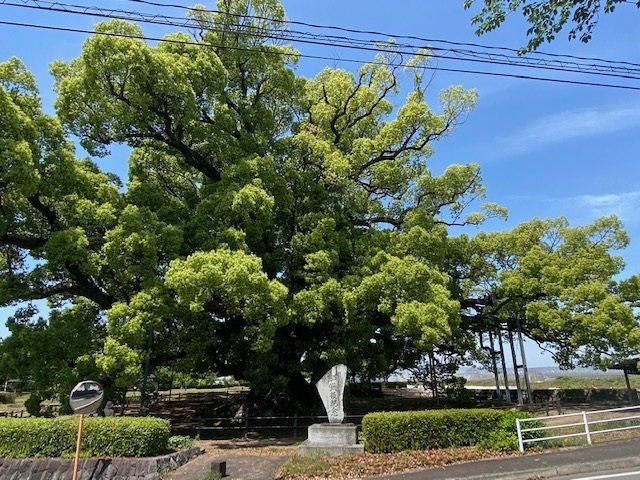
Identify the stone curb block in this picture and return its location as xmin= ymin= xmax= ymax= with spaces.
xmin=0 ymin=446 xmax=203 ymax=479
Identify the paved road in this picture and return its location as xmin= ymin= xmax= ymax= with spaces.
xmin=370 ymin=439 xmax=640 ymax=480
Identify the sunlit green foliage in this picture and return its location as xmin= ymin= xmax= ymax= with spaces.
xmin=464 ymin=0 xmax=637 ymax=52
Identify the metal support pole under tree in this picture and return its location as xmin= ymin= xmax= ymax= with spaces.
xmin=497 ymin=327 xmax=511 ymax=403
xmin=428 ymin=350 xmax=440 ymax=405
xmin=169 ymin=366 xmax=174 ymax=400
xmin=623 ymin=371 xmax=635 ymax=405
xmin=508 ymin=326 xmax=524 ymax=405
xmin=516 ymin=317 xmax=533 ymax=403
xmin=120 ymin=389 xmax=126 ymax=416
xmin=139 ymin=332 xmax=154 ymax=414
xmin=487 ymin=331 xmax=502 ymax=400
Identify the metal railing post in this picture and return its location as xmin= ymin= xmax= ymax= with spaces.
xmin=516 ymin=418 xmax=524 ymax=453
xmin=293 ymin=414 xmax=298 ymax=440
xmin=243 ymin=412 xmax=249 ymax=440
xmin=582 ymin=411 xmax=592 ymax=445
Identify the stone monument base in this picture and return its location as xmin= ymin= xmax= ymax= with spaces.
xmin=298 ymin=423 xmax=364 ymax=457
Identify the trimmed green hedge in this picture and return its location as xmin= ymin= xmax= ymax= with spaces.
xmin=362 ymin=408 xmax=540 ymax=453
xmin=0 ymin=416 xmax=170 ymax=458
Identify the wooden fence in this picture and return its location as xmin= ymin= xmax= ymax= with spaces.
xmin=0 ymin=410 xmax=25 ymax=418
xmin=170 ymin=414 xmax=365 ymax=440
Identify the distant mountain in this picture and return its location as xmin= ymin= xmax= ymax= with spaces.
xmin=460 ymin=366 xmax=619 ymax=381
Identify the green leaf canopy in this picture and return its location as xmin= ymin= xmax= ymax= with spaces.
xmin=0 ymin=0 xmax=637 ymax=409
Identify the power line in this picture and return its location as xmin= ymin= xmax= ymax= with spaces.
xmin=4 ymin=0 xmax=639 ymax=79
xmin=3 ymin=0 xmax=640 ymax=82
xmin=123 ymin=3 xmax=640 ymax=77
xmin=17 ymin=0 xmax=640 ymax=79
xmin=120 ymin=0 xmax=640 ymax=70
xmin=1 ymin=19 xmax=640 ymax=91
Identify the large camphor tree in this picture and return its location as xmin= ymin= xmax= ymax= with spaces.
xmin=0 ymin=0 xmax=638 ymax=412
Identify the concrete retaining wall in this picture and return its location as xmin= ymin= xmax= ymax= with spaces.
xmin=0 ymin=446 xmax=202 ymax=480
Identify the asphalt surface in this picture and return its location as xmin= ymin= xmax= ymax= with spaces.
xmin=370 ymin=439 xmax=640 ymax=480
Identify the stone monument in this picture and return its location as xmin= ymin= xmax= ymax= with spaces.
xmin=298 ymin=364 xmax=364 ymax=456
xmin=316 ymin=364 xmax=347 ymax=423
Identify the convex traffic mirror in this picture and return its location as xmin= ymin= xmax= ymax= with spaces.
xmin=69 ymin=380 xmax=104 ymax=415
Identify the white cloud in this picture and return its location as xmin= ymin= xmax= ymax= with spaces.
xmin=574 ymin=192 xmax=640 ymax=224
xmin=496 ymin=103 xmax=640 ymax=156
xmin=503 ymin=191 xmax=640 ymax=226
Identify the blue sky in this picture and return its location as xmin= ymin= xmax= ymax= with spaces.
xmin=0 ymin=0 xmax=639 ymax=367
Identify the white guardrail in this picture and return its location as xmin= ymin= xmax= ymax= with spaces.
xmin=516 ymin=405 xmax=640 ymax=453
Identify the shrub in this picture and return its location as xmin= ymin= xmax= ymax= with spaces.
xmin=82 ymin=417 xmax=171 ymax=457
xmin=362 ymin=408 xmax=504 ymax=453
xmin=443 ymin=377 xmax=474 ymax=405
xmin=168 ymin=435 xmax=195 ymax=451
xmin=24 ymin=393 xmax=47 ymax=417
xmin=0 ymin=392 xmax=16 ymax=404
xmin=480 ymin=410 xmax=547 ymax=452
xmin=0 ymin=416 xmax=170 ymax=458
xmin=0 ymin=417 xmax=76 ymax=457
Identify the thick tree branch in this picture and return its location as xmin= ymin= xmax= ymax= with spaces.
xmin=66 ymin=264 xmax=117 ymax=309
xmin=0 ymin=234 xmax=47 ymax=250
xmin=27 ymin=195 xmax=57 ymax=227
xmin=352 ymin=214 xmax=403 ymax=229
xmin=105 ymin=75 xmax=223 ymax=183
xmin=355 ymin=120 xmax=453 ymax=178
xmin=346 ymin=72 xmax=397 ymax=129
xmin=6 ymin=274 xmax=116 ymax=310
xmin=328 ymin=72 xmax=365 ymax=145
